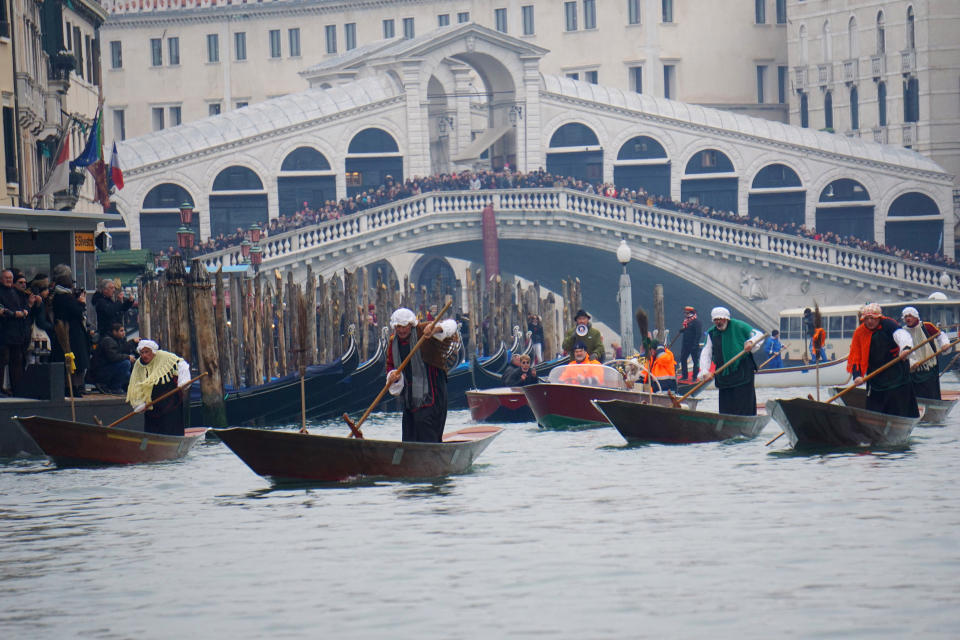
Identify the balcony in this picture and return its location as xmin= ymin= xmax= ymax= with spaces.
xmin=842 ymin=59 xmax=858 ymax=85
xmin=817 ymin=63 xmax=833 ymax=88
xmin=900 ymin=49 xmax=916 ymax=76
xmin=901 ymin=123 xmax=917 ymax=147
xmin=870 ymin=54 xmax=886 ymax=79
xmin=793 ymin=66 xmax=807 ymax=93
xmin=872 ymin=126 xmax=888 ymax=144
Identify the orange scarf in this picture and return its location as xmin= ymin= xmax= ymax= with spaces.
xmin=847 ymin=316 xmax=893 ymax=375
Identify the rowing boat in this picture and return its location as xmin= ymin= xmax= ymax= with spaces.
xmin=215 ymin=425 xmax=503 ymax=483
xmin=14 ymin=415 xmax=206 ymax=465
xmin=765 ymin=397 xmax=920 ymax=448
xmin=754 ymin=357 xmax=850 ymax=388
xmin=832 ymin=386 xmax=957 ymax=426
xmin=592 ymin=399 xmax=769 ymax=444
xmin=466 ymin=387 xmax=534 ymax=423
xmin=522 ymin=365 xmax=698 ymax=430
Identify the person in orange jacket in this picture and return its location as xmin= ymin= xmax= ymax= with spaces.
xmin=558 ymin=342 xmax=603 ymax=385
xmin=643 ymin=344 xmax=678 ymax=392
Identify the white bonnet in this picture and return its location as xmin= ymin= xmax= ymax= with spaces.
xmin=137 ymin=339 xmax=159 ymax=353
xmin=389 ymin=308 xmax=417 ymax=328
xmin=710 ymin=307 xmax=731 ymax=321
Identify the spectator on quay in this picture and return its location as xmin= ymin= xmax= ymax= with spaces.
xmin=90 ymin=322 xmax=139 ymax=394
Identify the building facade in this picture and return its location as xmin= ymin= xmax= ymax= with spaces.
xmin=99 ymin=0 xmax=789 ymax=143
xmin=0 ymin=0 xmax=17 ymax=206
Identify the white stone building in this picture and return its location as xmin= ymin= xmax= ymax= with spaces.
xmin=113 ymin=23 xmax=955 ymax=262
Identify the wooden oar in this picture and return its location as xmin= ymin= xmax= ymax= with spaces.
xmin=669 ymin=331 xmax=768 ymax=408
xmin=53 ymin=320 xmax=75 ymax=421
xmin=297 ymin=295 xmax=309 ymax=435
xmin=757 ymin=346 xmax=787 ymax=370
xmin=939 ymin=348 xmax=960 ymax=378
xmin=107 ymin=373 xmax=207 ymax=428
xmin=911 ymin=337 xmax=960 ymax=371
xmin=343 ymin=299 xmax=453 ymax=439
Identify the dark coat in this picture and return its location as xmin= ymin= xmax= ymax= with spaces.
xmin=0 ymin=284 xmax=30 ymax=346
xmin=51 ymin=290 xmax=91 ymax=371
xmin=92 ymin=291 xmax=133 ymax=336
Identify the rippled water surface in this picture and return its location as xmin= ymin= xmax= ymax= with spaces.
xmin=2 ymin=385 xmax=960 ymax=639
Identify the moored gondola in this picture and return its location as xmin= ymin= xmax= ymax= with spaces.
xmin=592 ymin=399 xmax=768 ymax=444
xmin=215 ymin=425 xmax=503 ymax=483
xmin=14 ymin=415 xmax=206 ymax=465
xmin=765 ymin=397 xmax=921 ymax=448
xmin=832 ymin=386 xmax=957 ymax=426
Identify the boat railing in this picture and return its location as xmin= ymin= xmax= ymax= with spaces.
xmin=195 ymin=188 xmax=960 ymax=294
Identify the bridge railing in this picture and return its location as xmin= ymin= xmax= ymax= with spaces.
xmin=197 ymin=188 xmax=960 ymax=293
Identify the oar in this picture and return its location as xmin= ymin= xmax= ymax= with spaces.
xmin=669 ymin=332 xmax=768 ymax=408
xmin=107 ymin=373 xmax=207 ymax=428
xmin=342 ymin=299 xmax=453 ymax=439
xmin=939 ymin=348 xmax=960 ymax=378
xmin=297 ymin=296 xmax=309 ymax=435
xmin=911 ymin=337 xmax=960 ymax=371
xmin=54 ymin=320 xmax=75 ymax=422
xmin=757 ymin=346 xmax=787 ymax=370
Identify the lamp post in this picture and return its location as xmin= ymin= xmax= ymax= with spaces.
xmin=249 ymin=245 xmax=263 ymax=272
xmin=616 ymin=239 xmax=634 ymax=355
xmin=178 ymin=201 xmax=196 ymax=260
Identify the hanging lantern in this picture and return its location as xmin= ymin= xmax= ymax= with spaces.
xmin=240 ymin=239 xmax=252 ymax=259
xmin=248 ymin=222 xmax=262 ymax=243
xmin=249 ymin=245 xmax=263 ymax=267
xmin=176 ymin=225 xmax=195 ymax=250
xmin=178 ymin=201 xmax=195 ymax=226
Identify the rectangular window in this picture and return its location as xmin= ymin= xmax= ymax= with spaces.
xmin=150 ymin=38 xmax=162 ymax=66
xmin=776 ymin=0 xmax=787 ymax=24
xmin=755 ymin=0 xmax=765 ymax=24
xmin=584 ymin=0 xmax=596 ymax=29
xmin=168 ymin=37 xmax=179 ymax=65
xmin=152 ymin=107 xmax=164 ymax=131
xmin=325 ymin=25 xmax=336 ymax=53
xmin=756 ymin=65 xmax=766 ymax=103
xmin=74 ymin=27 xmax=83 ymax=78
xmin=522 ymin=5 xmax=535 ymax=34
xmin=585 ymin=70 xmax=598 ymax=84
xmin=345 ymin=23 xmax=356 ymax=50
xmin=85 ymin=36 xmax=93 ymax=80
xmin=627 ymin=0 xmax=641 ymax=25
xmin=207 ymin=33 xmax=219 ymax=63
xmin=109 ymin=41 xmax=122 ymax=69
xmin=567 ymin=72 xmax=579 ymax=81
xmin=458 ymin=12 xmax=470 ymax=23
xmin=663 ymin=64 xmax=675 ymax=99
xmin=3 ymin=107 xmax=17 ymax=184
xmin=777 ymin=65 xmax=787 ymax=103
xmin=346 ymin=171 xmax=362 ymax=187
xmin=403 ymin=17 xmax=415 ymax=39
xmin=169 ymin=106 xmax=182 ymax=126
xmin=438 ymin=14 xmax=450 ymax=27
xmin=269 ymin=30 xmax=281 ymax=58
xmin=112 ymin=108 xmax=125 ymax=141
xmin=65 ymin=21 xmax=72 ymax=51
xmin=631 ymin=65 xmax=643 ymax=93
xmin=209 ymin=103 xmax=221 ymax=116
xmin=234 ymin=32 xmax=246 ymax=60
xmin=495 ymin=8 xmax=507 ymax=33
xmin=236 ymin=101 xmax=248 ymax=109
xmin=564 ymin=2 xmax=577 ymax=31
xmin=662 ymin=0 xmax=673 ymax=23
xmin=383 ymin=19 xmax=395 ymax=38
xmin=289 ymin=28 xmax=300 ymax=57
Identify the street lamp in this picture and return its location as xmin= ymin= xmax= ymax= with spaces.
xmin=616 ymin=239 xmax=634 ymax=355
xmin=248 ymin=222 xmax=262 ymax=243
xmin=240 ymin=239 xmax=252 ymax=261
xmin=249 ymin=245 xmax=263 ymax=272
xmin=176 ymin=226 xmax=195 ymax=260
xmin=178 ymin=201 xmax=195 ymax=225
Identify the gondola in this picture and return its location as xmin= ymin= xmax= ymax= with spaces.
xmin=765 ymin=397 xmax=921 ymax=448
xmin=592 ymin=399 xmax=769 ymax=444
xmin=14 ymin=415 xmax=206 ymax=465
xmin=832 ymin=386 xmax=958 ymax=426
xmin=215 ymin=425 xmax=503 ymax=483
xmin=472 ymin=353 xmax=571 ymax=391
xmin=466 ymin=387 xmax=534 ymax=423
xmin=522 ymin=364 xmax=699 ymax=430
xmin=189 ymin=336 xmax=359 ymax=427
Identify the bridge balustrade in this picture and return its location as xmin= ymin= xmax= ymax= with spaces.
xmin=197 ymin=188 xmax=960 ymax=293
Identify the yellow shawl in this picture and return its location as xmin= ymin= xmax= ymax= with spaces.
xmin=126 ymin=349 xmax=182 ymax=407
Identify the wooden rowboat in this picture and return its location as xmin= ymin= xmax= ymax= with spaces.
xmin=14 ymin=415 xmax=206 ymax=465
xmin=466 ymin=387 xmax=534 ymax=423
xmin=214 ymin=425 xmax=504 ymax=483
xmin=832 ymin=386 xmax=958 ymax=426
xmin=591 ymin=399 xmax=770 ymax=444
xmin=765 ymin=397 xmax=920 ymax=448
xmin=753 ymin=357 xmax=850 ymax=388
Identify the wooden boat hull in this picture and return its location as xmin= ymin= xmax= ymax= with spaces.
xmin=765 ymin=397 xmax=920 ymax=448
xmin=14 ymin=415 xmax=206 ymax=465
xmin=833 ymin=386 xmax=957 ymax=426
xmin=522 ymin=383 xmax=699 ymax=430
xmin=754 ymin=358 xmax=850 ymax=388
xmin=466 ymin=387 xmax=534 ymax=423
xmin=592 ymin=399 xmax=769 ymax=444
xmin=214 ymin=425 xmax=503 ymax=483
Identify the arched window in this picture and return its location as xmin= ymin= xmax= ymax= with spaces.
xmin=279 ymin=147 xmax=335 ymax=216
xmin=847 ymin=16 xmax=858 ymax=59
xmin=821 ymin=20 xmax=832 ymax=61
xmin=749 ymin=164 xmax=804 ymax=225
xmin=345 ymin=128 xmax=403 ymax=196
xmin=800 ymin=92 xmax=809 ymax=128
xmin=824 ymin=91 xmax=833 ymax=130
xmin=212 ymin=166 xmax=263 ymax=191
xmin=886 ymin=191 xmax=942 ymax=254
xmin=142 ymin=183 xmax=192 ymax=209
xmin=752 ymin=164 xmax=801 ymax=189
xmin=878 ymin=82 xmax=887 ymax=126
xmin=819 ymin=179 xmax=869 ymax=202
xmin=682 ymin=149 xmax=737 ymax=212
xmin=799 ymin=24 xmax=808 ymax=65
xmin=876 ymin=11 xmax=885 ymax=54
xmin=616 ymin=136 xmax=666 ymax=160
xmin=850 ymin=85 xmax=859 ymax=130
xmin=684 ymin=149 xmax=734 ymax=174
xmin=906 ymin=6 xmax=915 ymax=50
xmin=281 ymin=147 xmax=331 ymax=171
xmin=210 ymin=166 xmax=267 ymax=238
xmin=816 ymin=179 xmax=873 ymax=241
xmin=614 ymin=136 xmax=670 ymax=197
xmin=546 ymin=123 xmax=602 ymax=183
xmin=549 ymin=123 xmax=599 ymax=147
xmin=889 ymin=192 xmax=939 ymax=217
xmin=348 ymin=128 xmax=399 ymax=153
xmin=140 ymin=183 xmax=197 ymax=252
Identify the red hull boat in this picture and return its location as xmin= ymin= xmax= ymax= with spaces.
xmin=215 ymin=425 xmax=503 ymax=483
xmin=14 ymin=415 xmax=206 ymax=465
xmin=466 ymin=387 xmax=534 ymax=423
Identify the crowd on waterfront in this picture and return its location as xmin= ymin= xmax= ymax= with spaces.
xmin=153 ymin=168 xmax=956 ymax=270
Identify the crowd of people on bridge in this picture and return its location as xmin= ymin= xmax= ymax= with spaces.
xmin=152 ymin=168 xmax=956 ymax=271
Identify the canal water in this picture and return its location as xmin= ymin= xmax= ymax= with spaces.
xmin=2 ymin=385 xmax=959 ymax=639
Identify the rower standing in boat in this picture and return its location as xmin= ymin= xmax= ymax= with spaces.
xmin=901 ymin=306 xmax=951 ymax=402
xmin=698 ymin=307 xmax=764 ymax=416
xmin=386 ymin=308 xmax=459 ymax=443
xmin=126 ymin=340 xmax=192 ymax=436
xmin=847 ymin=303 xmax=919 ymax=418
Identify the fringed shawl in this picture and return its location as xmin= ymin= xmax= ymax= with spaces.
xmin=126 ymin=349 xmax=182 ymax=407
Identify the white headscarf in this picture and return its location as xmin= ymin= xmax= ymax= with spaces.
xmin=710 ymin=307 xmax=731 ymax=321
xmin=137 ymin=339 xmax=159 ymax=354
xmin=389 ymin=308 xmax=417 ymax=328
xmin=901 ymin=306 xmax=920 ymax=319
